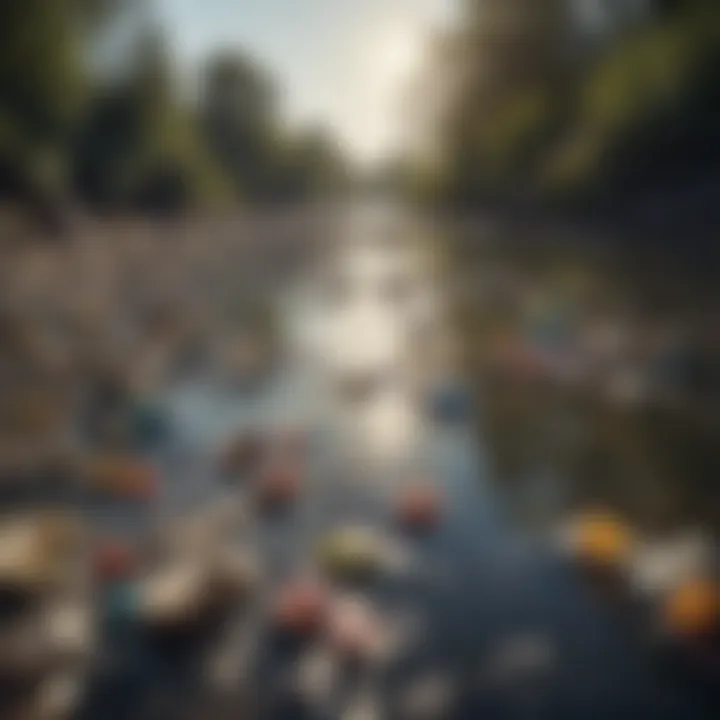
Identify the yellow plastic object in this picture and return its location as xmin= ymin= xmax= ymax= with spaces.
xmin=574 ymin=512 xmax=632 ymax=567
xmin=664 ymin=579 xmax=719 ymax=638
xmin=317 ymin=527 xmax=384 ymax=580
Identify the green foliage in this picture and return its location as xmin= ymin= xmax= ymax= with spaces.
xmin=1 ymin=0 xmax=347 ymax=220
xmin=198 ymin=52 xmax=346 ymax=203
xmin=423 ymin=0 xmax=720 ymax=208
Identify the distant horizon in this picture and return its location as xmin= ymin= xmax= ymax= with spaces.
xmin=154 ymin=0 xmax=457 ymax=166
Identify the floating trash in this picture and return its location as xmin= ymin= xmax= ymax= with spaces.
xmin=93 ymin=540 xmax=137 ymax=584
xmin=139 ymin=561 xmax=209 ymax=632
xmin=629 ymin=529 xmax=713 ymax=598
xmin=662 ymin=578 xmax=718 ymax=640
xmin=395 ymin=485 xmax=443 ymax=533
xmin=317 ymin=526 xmax=386 ymax=582
xmin=567 ymin=510 xmax=633 ymax=572
xmin=272 ymin=578 xmax=329 ymax=639
xmin=255 ymin=460 xmax=302 ymax=512
xmin=326 ymin=593 xmax=385 ymax=664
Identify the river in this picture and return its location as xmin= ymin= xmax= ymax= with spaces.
xmin=19 ymin=203 xmax=715 ymax=720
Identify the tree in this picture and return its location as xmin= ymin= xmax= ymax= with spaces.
xmin=0 ymin=0 xmax=138 ymax=225
xmin=199 ymin=51 xmax=280 ymax=200
xmin=74 ymin=29 xmax=231 ymax=213
xmin=426 ymin=0 xmax=579 ymax=205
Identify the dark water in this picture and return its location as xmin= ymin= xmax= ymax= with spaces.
xmin=74 ymin=206 xmax=716 ymax=720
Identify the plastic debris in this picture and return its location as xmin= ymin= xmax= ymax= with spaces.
xmin=272 ymin=578 xmax=328 ymax=638
xmin=139 ymin=561 xmax=209 ymax=630
xmin=93 ymin=540 xmax=137 ymax=583
xmin=317 ymin=526 xmax=386 ymax=581
xmin=395 ymin=485 xmax=443 ymax=532
xmin=662 ymin=578 xmax=718 ymax=639
xmin=568 ymin=510 xmax=633 ymax=570
xmin=326 ymin=593 xmax=385 ymax=663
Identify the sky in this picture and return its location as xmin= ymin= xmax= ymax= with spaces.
xmin=154 ymin=0 xmax=457 ymax=165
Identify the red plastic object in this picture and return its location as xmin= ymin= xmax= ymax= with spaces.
xmin=256 ymin=461 xmax=301 ymax=510
xmin=94 ymin=540 xmax=137 ymax=582
xmin=396 ymin=485 xmax=443 ymax=531
xmin=273 ymin=580 xmax=328 ymax=637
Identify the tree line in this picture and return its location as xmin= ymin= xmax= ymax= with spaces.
xmin=408 ymin=0 xmax=720 ymax=215
xmin=0 ymin=0 xmax=348 ymax=226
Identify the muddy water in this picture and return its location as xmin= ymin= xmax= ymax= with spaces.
xmin=80 ymin=206 xmax=713 ymax=720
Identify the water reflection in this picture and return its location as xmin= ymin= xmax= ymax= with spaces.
xmin=0 ymin=207 xmax=717 ymax=720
